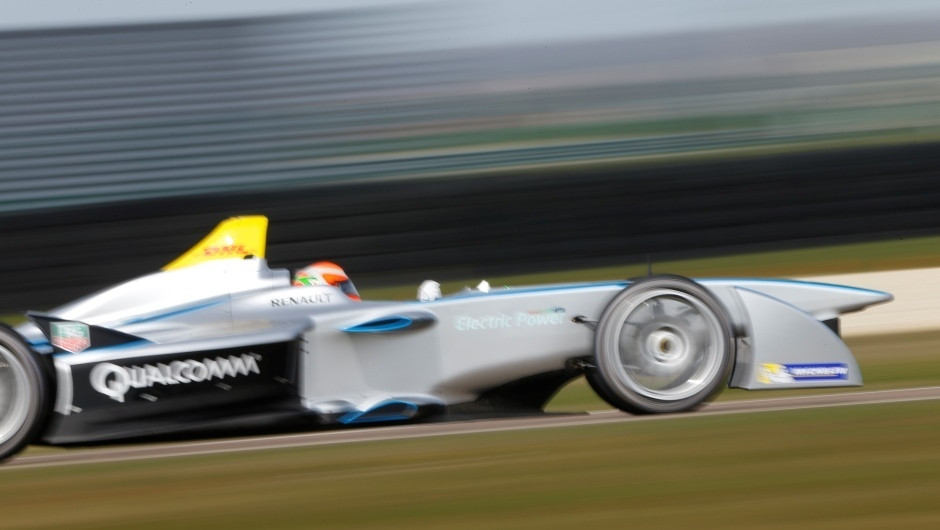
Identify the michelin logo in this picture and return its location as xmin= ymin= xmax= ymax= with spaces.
xmin=90 ymin=353 xmax=261 ymax=402
xmin=759 ymin=363 xmax=849 ymax=384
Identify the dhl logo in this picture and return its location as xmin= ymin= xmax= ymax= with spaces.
xmin=202 ymin=245 xmax=248 ymax=257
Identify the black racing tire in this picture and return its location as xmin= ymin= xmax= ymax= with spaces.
xmin=590 ymin=275 xmax=734 ymax=414
xmin=0 ymin=324 xmax=52 ymax=461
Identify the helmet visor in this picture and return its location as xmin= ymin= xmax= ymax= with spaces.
xmin=334 ymin=278 xmax=360 ymax=301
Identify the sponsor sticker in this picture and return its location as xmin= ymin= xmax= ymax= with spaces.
xmin=758 ymin=363 xmax=849 ymax=384
xmin=455 ymin=308 xmax=566 ymax=331
xmin=270 ymin=293 xmax=333 ymax=307
xmin=203 ymin=244 xmax=247 ymax=257
xmin=89 ymin=353 xmax=262 ymax=402
xmin=50 ymin=322 xmax=91 ymax=353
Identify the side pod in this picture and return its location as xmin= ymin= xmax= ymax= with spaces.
xmin=728 ymin=287 xmax=863 ymax=389
xmin=341 ymin=311 xmax=437 ymax=334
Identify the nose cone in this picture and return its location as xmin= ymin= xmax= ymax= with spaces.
xmin=761 ymin=281 xmax=893 ymax=320
xmin=830 ymin=286 xmax=894 ymax=313
xmin=704 ymin=278 xmax=893 ymax=321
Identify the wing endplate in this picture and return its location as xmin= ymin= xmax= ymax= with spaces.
xmin=726 ymin=287 xmax=863 ymax=389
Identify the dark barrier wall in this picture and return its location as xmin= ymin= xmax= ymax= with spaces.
xmin=2 ymin=141 xmax=939 ymax=312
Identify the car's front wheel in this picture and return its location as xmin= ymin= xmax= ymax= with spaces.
xmin=0 ymin=325 xmax=52 ymax=461
xmin=589 ymin=275 xmax=734 ymax=414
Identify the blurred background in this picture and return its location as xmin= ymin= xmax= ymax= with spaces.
xmin=2 ymin=0 xmax=940 ymax=311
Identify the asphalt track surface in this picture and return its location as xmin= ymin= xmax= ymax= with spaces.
xmin=5 ymin=386 xmax=940 ymax=470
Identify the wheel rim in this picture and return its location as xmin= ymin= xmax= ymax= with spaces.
xmin=609 ymin=288 xmax=725 ymax=401
xmin=0 ymin=344 xmax=32 ymax=444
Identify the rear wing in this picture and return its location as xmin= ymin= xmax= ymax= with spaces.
xmin=163 ymin=216 xmax=268 ymax=271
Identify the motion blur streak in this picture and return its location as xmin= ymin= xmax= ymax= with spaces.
xmin=1 ymin=1 xmax=940 ymax=310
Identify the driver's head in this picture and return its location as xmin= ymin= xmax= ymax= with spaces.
xmin=292 ymin=261 xmax=361 ymax=301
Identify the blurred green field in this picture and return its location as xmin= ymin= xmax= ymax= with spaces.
xmin=2 ymin=399 xmax=939 ymax=529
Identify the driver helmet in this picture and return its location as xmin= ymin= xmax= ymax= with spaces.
xmin=292 ymin=261 xmax=361 ymax=301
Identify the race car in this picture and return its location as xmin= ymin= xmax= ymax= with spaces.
xmin=0 ymin=216 xmax=892 ymax=461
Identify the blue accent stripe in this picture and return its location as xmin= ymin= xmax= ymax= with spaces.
xmin=496 ymin=281 xmax=629 ymax=294
xmin=700 ymin=277 xmax=892 ymax=297
xmin=411 ymin=281 xmax=629 ymax=303
xmin=122 ymin=300 xmax=225 ymax=325
xmin=28 ymin=340 xmax=54 ymax=354
xmin=404 ymin=277 xmax=888 ymax=305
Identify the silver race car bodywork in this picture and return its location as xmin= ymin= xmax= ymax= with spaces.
xmin=0 ymin=216 xmax=892 ymax=461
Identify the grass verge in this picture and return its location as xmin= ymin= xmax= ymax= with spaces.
xmin=2 ymin=400 xmax=939 ymax=529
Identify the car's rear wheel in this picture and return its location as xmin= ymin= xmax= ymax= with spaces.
xmin=590 ymin=275 xmax=734 ymax=414
xmin=0 ymin=325 xmax=51 ymax=461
